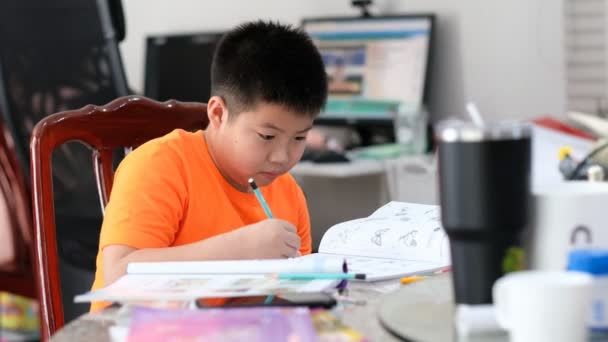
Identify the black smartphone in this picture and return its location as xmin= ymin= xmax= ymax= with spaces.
xmin=195 ymin=293 xmax=337 ymax=309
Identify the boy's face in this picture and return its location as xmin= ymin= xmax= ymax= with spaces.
xmin=206 ymin=97 xmax=313 ymax=190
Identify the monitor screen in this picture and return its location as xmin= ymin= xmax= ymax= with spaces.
xmin=144 ymin=32 xmax=224 ymax=102
xmin=302 ymin=15 xmax=434 ymax=123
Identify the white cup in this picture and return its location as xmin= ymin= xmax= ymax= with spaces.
xmin=528 ymin=181 xmax=608 ymax=270
xmin=493 ymin=271 xmax=592 ymax=342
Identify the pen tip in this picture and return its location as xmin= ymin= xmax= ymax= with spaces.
xmin=248 ymin=178 xmax=258 ymax=190
xmin=355 ymin=273 xmax=366 ymax=280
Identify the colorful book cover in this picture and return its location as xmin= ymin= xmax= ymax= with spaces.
xmin=312 ymin=309 xmax=368 ymax=342
xmin=127 ymin=307 xmax=318 ymax=342
xmin=0 ymin=292 xmax=39 ymax=332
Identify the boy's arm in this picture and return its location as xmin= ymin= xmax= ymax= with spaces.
xmin=99 ymin=142 xmax=302 ymax=287
xmin=102 ymin=217 xmax=301 ymax=286
xmin=294 ymin=183 xmax=312 ymax=255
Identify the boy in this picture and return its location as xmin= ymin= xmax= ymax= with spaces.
xmin=90 ymin=20 xmax=328 ymax=310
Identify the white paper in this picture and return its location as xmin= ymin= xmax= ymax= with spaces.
xmin=75 ymin=274 xmax=337 ymax=303
xmin=127 ymin=257 xmax=344 ymax=275
xmin=301 ymin=253 xmax=446 ymax=281
xmin=305 ymin=201 xmax=451 ymax=281
xmin=319 ymin=201 xmax=449 ymax=262
xmin=76 ymin=258 xmax=344 ymax=303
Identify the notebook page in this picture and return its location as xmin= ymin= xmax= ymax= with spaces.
xmin=75 ymin=274 xmax=337 ymax=303
xmin=300 ymin=252 xmax=446 ymax=281
xmin=127 ymin=257 xmax=344 ymax=275
xmin=317 ymin=202 xmax=450 ymax=264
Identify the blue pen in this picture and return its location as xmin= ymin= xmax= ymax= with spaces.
xmin=248 ymin=178 xmax=274 ymax=218
xmin=249 ymin=177 xmax=274 ymax=305
xmin=263 ymin=294 xmax=275 ymax=305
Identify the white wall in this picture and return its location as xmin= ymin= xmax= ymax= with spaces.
xmin=120 ymin=0 xmax=566 ymax=122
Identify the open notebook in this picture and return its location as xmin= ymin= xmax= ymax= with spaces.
xmin=75 ymin=201 xmax=449 ymax=303
xmin=302 ymin=201 xmax=451 ymax=281
xmin=75 ymin=258 xmax=344 ymax=303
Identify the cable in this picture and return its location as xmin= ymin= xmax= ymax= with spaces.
xmin=567 ymin=141 xmax=608 ymax=180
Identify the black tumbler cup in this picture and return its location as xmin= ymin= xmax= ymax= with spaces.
xmin=436 ymin=121 xmax=531 ymax=304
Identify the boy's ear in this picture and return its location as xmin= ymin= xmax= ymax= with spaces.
xmin=206 ymin=96 xmax=229 ymax=128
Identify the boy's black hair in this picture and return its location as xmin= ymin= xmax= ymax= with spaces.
xmin=211 ymin=20 xmax=328 ymax=117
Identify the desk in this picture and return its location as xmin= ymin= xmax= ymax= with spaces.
xmin=379 ymin=275 xmax=608 ymax=342
xmin=50 ymin=281 xmax=403 ymax=342
xmin=52 ymin=273 xmax=608 ymax=341
xmin=378 ymin=274 xmax=507 ymax=342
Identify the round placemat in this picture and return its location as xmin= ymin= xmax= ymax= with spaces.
xmin=378 ymin=274 xmax=455 ymax=341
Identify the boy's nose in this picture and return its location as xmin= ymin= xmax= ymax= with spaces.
xmin=268 ymin=147 xmax=289 ymax=165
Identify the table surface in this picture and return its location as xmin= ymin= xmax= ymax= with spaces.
xmin=378 ymin=274 xmax=608 ymax=342
xmin=62 ymin=273 xmax=608 ymax=342
xmin=378 ymin=274 xmax=509 ymax=342
xmin=50 ymin=280 xmax=405 ymax=342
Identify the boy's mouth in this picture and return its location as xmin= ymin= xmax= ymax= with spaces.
xmin=259 ymin=171 xmax=281 ymax=180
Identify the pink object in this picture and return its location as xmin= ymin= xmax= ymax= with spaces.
xmin=127 ymin=307 xmax=318 ymax=342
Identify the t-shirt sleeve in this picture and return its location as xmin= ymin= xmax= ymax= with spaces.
xmin=294 ymin=183 xmax=312 ymax=255
xmin=98 ymin=142 xmax=188 ymax=251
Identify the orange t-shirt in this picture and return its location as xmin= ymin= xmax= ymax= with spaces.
xmin=90 ymin=129 xmax=311 ymax=311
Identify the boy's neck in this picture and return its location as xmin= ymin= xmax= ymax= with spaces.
xmin=202 ymin=130 xmax=251 ymax=193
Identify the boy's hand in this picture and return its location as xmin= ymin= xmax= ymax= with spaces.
xmin=237 ymin=218 xmax=301 ymax=259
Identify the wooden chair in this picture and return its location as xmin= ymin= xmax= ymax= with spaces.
xmin=0 ymin=119 xmax=36 ymax=299
xmin=29 ymin=95 xmax=208 ymax=340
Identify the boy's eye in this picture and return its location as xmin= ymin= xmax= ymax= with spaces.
xmin=295 ymin=136 xmax=306 ymax=141
xmin=258 ymin=133 xmax=274 ymax=141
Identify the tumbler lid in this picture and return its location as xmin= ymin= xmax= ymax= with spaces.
xmin=436 ymin=120 xmax=532 ymax=142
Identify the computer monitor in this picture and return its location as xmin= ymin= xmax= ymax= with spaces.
xmin=144 ymin=32 xmax=224 ymax=102
xmin=302 ymin=15 xmax=434 ymax=134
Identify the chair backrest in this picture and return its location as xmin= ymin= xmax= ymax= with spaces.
xmin=30 ymin=95 xmax=208 ymax=339
xmin=0 ymin=0 xmax=129 ymax=173
xmin=0 ymin=0 xmax=131 ymax=290
xmin=0 ymin=117 xmax=35 ymax=299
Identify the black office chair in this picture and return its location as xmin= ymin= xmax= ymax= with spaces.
xmin=0 ymin=0 xmax=130 ymax=323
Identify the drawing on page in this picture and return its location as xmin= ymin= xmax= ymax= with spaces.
xmin=390 ymin=206 xmax=412 ymax=222
xmin=396 ymin=207 xmax=409 ymax=216
xmin=371 ymin=228 xmax=390 ymax=246
xmin=424 ymin=209 xmax=434 ymax=215
xmin=426 ymin=227 xmax=442 ymax=248
xmin=424 ymin=208 xmax=440 ymax=222
xmin=398 ymin=230 xmax=418 ymax=247
xmin=337 ymin=225 xmax=364 ymax=244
